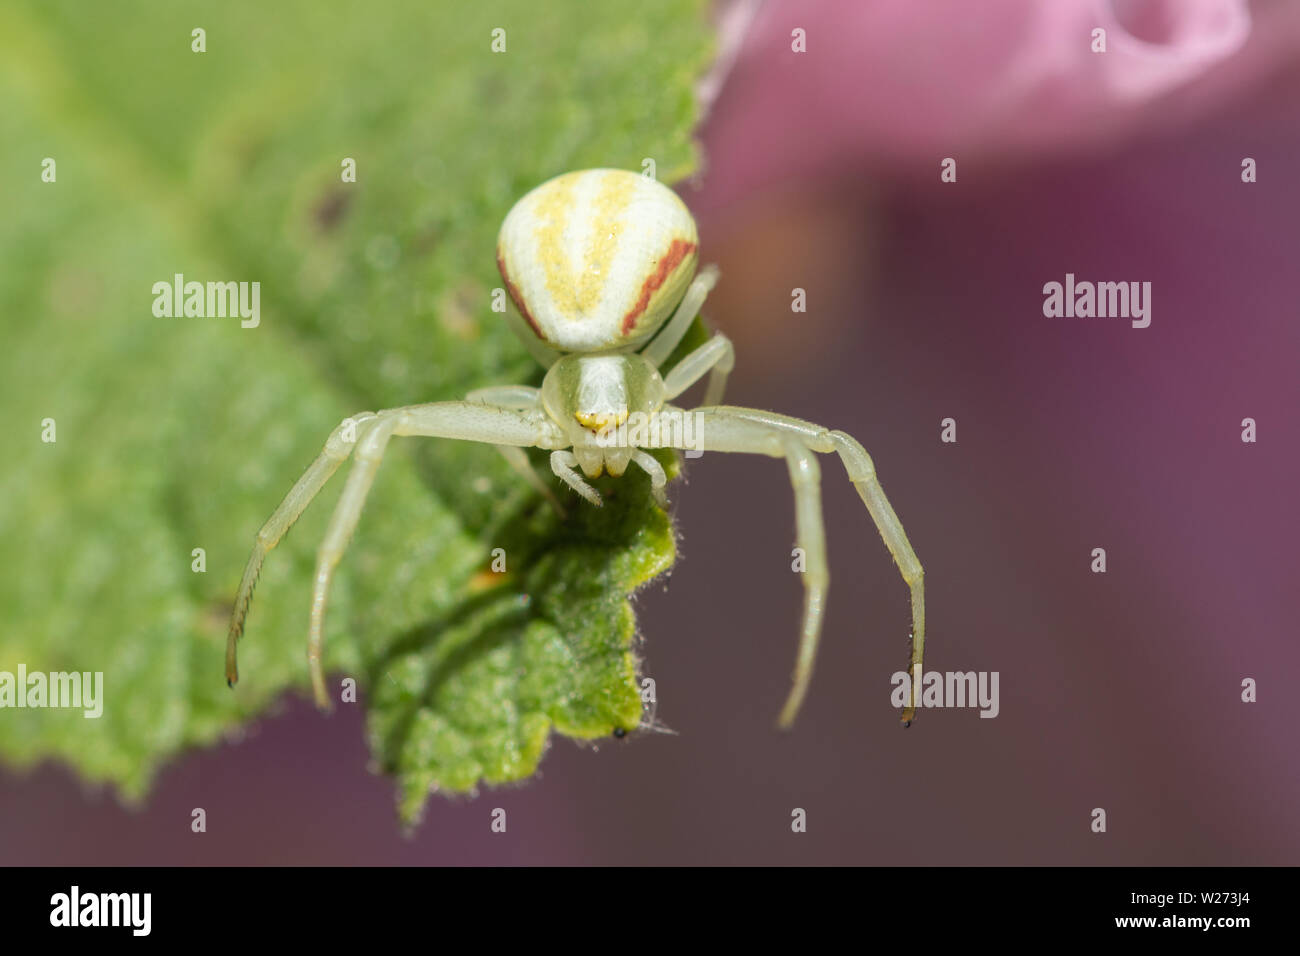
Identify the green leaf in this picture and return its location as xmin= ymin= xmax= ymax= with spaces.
xmin=0 ymin=0 xmax=713 ymax=824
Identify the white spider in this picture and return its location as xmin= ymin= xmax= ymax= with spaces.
xmin=226 ymin=168 xmax=925 ymax=727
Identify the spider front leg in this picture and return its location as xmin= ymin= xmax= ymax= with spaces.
xmin=467 ymin=385 xmax=566 ymax=516
xmin=828 ymin=429 xmax=925 ymax=725
xmin=660 ymin=332 xmax=734 ymax=407
xmin=719 ymin=410 xmax=925 ymax=723
xmin=227 ymin=401 xmax=562 ymax=709
xmin=226 ymin=412 xmax=378 ymax=688
xmin=305 ymin=414 xmax=397 ymax=708
xmin=647 ymin=405 xmax=925 ymax=726
xmin=641 ymin=264 xmax=720 ymax=368
xmin=776 ymin=438 xmax=829 ymax=726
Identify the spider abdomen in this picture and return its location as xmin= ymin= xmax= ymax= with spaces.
xmin=496 ymin=169 xmax=699 ymax=353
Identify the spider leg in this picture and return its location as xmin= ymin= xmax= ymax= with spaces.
xmin=465 ymin=385 xmax=542 ymax=407
xmin=641 ymin=264 xmax=720 ymax=368
xmin=550 ymin=450 xmax=602 ymax=506
xmin=647 ymin=405 xmax=924 ymax=726
xmin=776 ymin=438 xmax=829 ymax=727
xmin=230 ymin=401 xmax=562 ymax=708
xmin=467 ymin=386 xmax=566 ymax=516
xmin=631 ymin=449 xmax=669 ymax=507
xmin=498 ymin=446 xmax=567 ymax=517
xmin=226 ymin=412 xmax=378 ymax=689
xmin=661 ymin=332 xmax=734 ymax=406
xmin=704 ymin=409 xmax=924 ymax=723
xmin=305 ymin=401 xmax=562 ymax=708
xmin=307 ymin=415 xmax=395 ymax=708
xmin=828 ymin=429 xmax=925 ymax=725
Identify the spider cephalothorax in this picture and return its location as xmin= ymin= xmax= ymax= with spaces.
xmin=227 ymin=168 xmax=925 ymax=729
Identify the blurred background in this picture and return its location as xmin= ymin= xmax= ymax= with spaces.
xmin=2 ymin=0 xmax=1298 ymax=864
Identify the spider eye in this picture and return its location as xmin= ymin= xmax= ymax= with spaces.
xmin=612 ymin=727 xmax=627 ymax=739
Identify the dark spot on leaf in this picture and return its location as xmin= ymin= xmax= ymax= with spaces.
xmin=612 ymin=727 xmax=627 ymax=739
xmin=313 ymin=188 xmax=353 ymax=232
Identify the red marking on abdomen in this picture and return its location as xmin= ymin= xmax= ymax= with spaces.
xmin=496 ymin=250 xmax=545 ymax=340
xmin=620 ymin=239 xmax=697 ymax=335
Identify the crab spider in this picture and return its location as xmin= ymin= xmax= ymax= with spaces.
xmin=226 ymin=168 xmax=925 ymax=727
